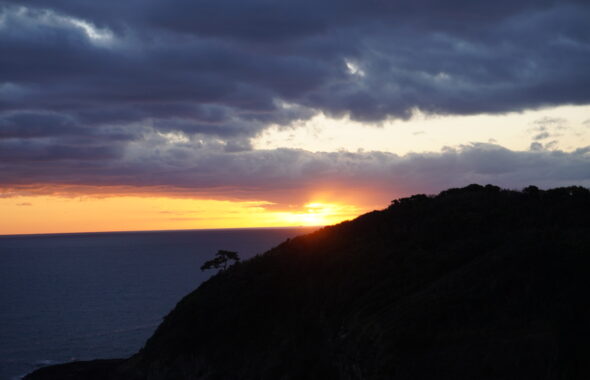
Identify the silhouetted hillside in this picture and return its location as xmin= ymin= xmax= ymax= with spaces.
xmin=26 ymin=185 xmax=590 ymax=379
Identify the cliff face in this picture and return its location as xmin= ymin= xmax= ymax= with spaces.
xmin=26 ymin=185 xmax=590 ymax=380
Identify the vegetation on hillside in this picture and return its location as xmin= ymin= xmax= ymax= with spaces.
xmin=27 ymin=184 xmax=590 ymax=380
xmin=200 ymin=250 xmax=241 ymax=272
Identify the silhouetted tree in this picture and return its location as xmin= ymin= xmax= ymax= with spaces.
xmin=201 ymin=250 xmax=240 ymax=272
xmin=523 ymin=185 xmax=540 ymax=196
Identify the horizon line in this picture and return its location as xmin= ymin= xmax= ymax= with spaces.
xmin=0 ymin=225 xmax=325 ymax=239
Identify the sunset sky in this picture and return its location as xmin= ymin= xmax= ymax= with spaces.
xmin=1 ymin=0 xmax=589 ymax=234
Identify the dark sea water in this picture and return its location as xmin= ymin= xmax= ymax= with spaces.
xmin=0 ymin=227 xmax=316 ymax=380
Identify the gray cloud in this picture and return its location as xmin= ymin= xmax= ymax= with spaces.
xmin=1 ymin=0 xmax=589 ymax=200
xmin=528 ymin=116 xmax=572 ymax=146
xmin=533 ymin=132 xmax=551 ymax=141
xmin=1 ymin=1 xmax=589 ymax=138
xmin=1 ymin=137 xmax=589 ymax=207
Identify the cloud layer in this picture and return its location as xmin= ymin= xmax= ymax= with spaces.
xmin=1 ymin=0 xmax=589 ymax=203
xmin=2 ymin=137 xmax=590 ymax=207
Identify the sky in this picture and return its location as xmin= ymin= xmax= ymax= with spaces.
xmin=1 ymin=0 xmax=589 ymax=234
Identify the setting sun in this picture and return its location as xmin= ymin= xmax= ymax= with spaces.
xmin=274 ymin=202 xmax=361 ymax=227
xmin=0 ymin=195 xmax=363 ymax=235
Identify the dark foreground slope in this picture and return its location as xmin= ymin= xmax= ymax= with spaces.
xmin=27 ymin=185 xmax=590 ymax=380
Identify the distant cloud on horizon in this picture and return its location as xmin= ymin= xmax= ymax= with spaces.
xmin=2 ymin=142 xmax=590 ymax=208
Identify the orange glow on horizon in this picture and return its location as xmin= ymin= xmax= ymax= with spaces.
xmin=0 ymin=194 xmax=367 ymax=235
xmin=273 ymin=202 xmax=361 ymax=227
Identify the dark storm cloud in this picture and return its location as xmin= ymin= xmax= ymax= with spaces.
xmin=0 ymin=138 xmax=125 ymax=162
xmin=2 ymin=1 xmax=589 ymax=128
xmin=1 ymin=0 xmax=589 ymax=195
xmin=0 ymin=112 xmax=79 ymax=138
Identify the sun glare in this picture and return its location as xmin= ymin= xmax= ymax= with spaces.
xmin=0 ymin=195 xmax=363 ymax=235
xmin=275 ymin=202 xmax=359 ymax=227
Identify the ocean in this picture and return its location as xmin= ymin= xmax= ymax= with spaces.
xmin=0 ymin=227 xmax=316 ymax=380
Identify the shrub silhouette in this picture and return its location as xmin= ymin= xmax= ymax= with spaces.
xmin=200 ymin=250 xmax=240 ymax=272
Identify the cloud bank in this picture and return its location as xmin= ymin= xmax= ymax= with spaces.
xmin=1 ymin=0 xmax=589 ymax=204
xmin=2 ymin=137 xmax=589 ymax=206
